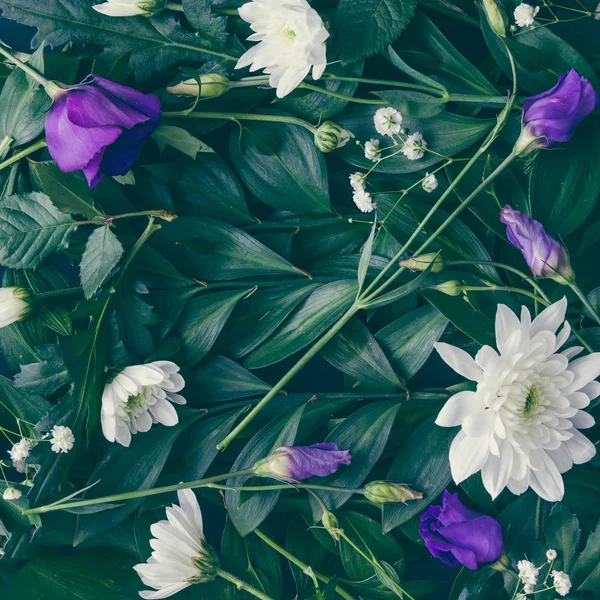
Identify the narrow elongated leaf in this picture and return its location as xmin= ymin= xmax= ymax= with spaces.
xmin=243 ymin=280 xmax=358 ymax=369
xmin=179 ymin=289 xmax=252 ymax=364
xmin=0 ymin=192 xmax=75 ymax=269
xmin=365 ymin=265 xmax=433 ymax=309
xmin=374 ymin=89 xmax=446 ymax=118
xmin=357 ymin=218 xmax=377 ymax=292
xmin=0 ymin=375 xmax=50 ymax=427
xmin=226 ymin=405 xmax=304 ymax=536
xmin=80 ymin=226 xmax=124 ymax=299
xmin=572 ymin=519 xmax=600 ymax=592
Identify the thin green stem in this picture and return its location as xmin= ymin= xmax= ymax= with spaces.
xmin=254 ymin=529 xmax=356 ymax=600
xmin=320 ymin=73 xmax=441 ymax=95
xmin=77 ymin=209 xmax=177 ymax=227
xmin=570 ymin=282 xmax=600 ymax=327
xmin=216 ymin=303 xmax=361 ymax=450
xmin=113 ymin=217 xmax=159 ymax=289
xmin=35 ymin=287 xmax=82 ymax=301
xmin=0 ymin=43 xmax=51 ymax=89
xmin=163 ymin=110 xmax=317 ymax=134
xmin=205 ymin=482 xmax=364 ymax=494
xmin=213 ymin=7 xmax=239 ymax=15
xmin=299 ymin=82 xmax=383 ymax=105
xmin=0 ymin=139 xmax=47 ymax=172
xmin=417 ymin=0 xmax=480 ymax=26
xmin=22 ymin=469 xmax=254 ymax=515
xmin=217 ymin=569 xmax=275 ymax=600
xmin=460 ymin=284 xmax=546 ymax=304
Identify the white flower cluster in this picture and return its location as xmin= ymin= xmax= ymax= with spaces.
xmin=515 ymin=551 xmax=571 ymax=598
xmin=514 ymin=3 xmax=539 ymax=27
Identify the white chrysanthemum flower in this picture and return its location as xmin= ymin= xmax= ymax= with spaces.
xmin=546 ymin=548 xmax=558 ymax=561
xmin=134 ymin=489 xmax=219 ymax=599
xmin=374 ymin=107 xmax=402 ymax=136
xmin=349 ymin=172 xmax=366 ymax=191
xmin=235 ymin=0 xmax=329 ymax=98
xmin=49 ymin=426 xmax=75 ymax=454
xmin=8 ymin=439 xmax=32 ymax=463
xmin=435 ymin=298 xmax=598 ymax=502
xmin=514 ymin=3 xmax=539 ymax=27
xmin=552 ymin=570 xmax=571 ymax=596
xmin=101 ymin=361 xmax=186 ymax=447
xmin=3 ymin=487 xmax=22 ymax=501
xmin=0 ymin=287 xmax=32 ymax=328
xmin=517 ymin=560 xmax=539 ymax=586
xmin=92 ymin=0 xmax=165 ymax=17
xmin=364 ymin=138 xmax=381 ymax=161
xmin=353 ymin=188 xmax=375 ymax=213
xmin=422 ymin=172 xmax=438 ymax=193
xmin=402 ymin=132 xmax=427 ymax=160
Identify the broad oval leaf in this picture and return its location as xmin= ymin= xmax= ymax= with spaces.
xmin=80 ymin=226 xmax=124 ymax=299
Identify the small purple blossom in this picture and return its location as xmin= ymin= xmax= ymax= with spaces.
xmin=253 ymin=443 xmax=351 ymax=481
xmin=517 ymin=69 xmax=597 ymax=153
xmin=500 ymin=205 xmax=573 ymax=281
xmin=419 ymin=490 xmax=503 ymax=570
xmin=46 ymin=75 xmax=161 ymax=188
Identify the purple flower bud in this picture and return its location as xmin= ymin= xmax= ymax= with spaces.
xmin=45 ymin=76 xmax=161 ymax=188
xmin=253 ymin=443 xmax=351 ymax=481
xmin=419 ymin=490 xmax=503 ymax=570
xmin=500 ymin=205 xmax=573 ymax=282
xmin=515 ymin=69 xmax=598 ymax=154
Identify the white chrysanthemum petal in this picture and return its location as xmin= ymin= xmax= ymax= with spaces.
xmin=139 ymin=583 xmax=191 ymax=600
xmin=581 ymin=380 xmax=600 ymax=400
xmin=449 ymin=431 xmax=489 ymax=483
xmin=571 ymin=410 xmax=595 ymax=429
xmin=434 ymin=342 xmax=482 ymax=382
xmin=562 ymin=353 xmax=600 ymax=395
xmin=530 ymin=297 xmax=567 ymax=336
xmin=435 ymin=391 xmax=480 ymax=427
xmin=495 ymin=304 xmax=520 ymax=353
xmin=565 ymin=429 xmax=596 ymax=463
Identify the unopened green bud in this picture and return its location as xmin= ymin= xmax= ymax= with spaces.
xmin=400 ymin=253 xmax=444 ymax=273
xmin=481 ymin=0 xmax=508 ymax=37
xmin=321 ymin=509 xmax=340 ymax=541
xmin=167 ymin=74 xmax=230 ymax=99
xmin=432 ymin=281 xmax=463 ymax=296
xmin=314 ymin=121 xmax=354 ymax=153
xmin=363 ymin=481 xmax=423 ymax=504
xmin=191 ymin=542 xmax=221 ymax=583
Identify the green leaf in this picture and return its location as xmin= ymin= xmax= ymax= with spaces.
xmin=230 ymin=118 xmax=331 ymax=213
xmin=75 ymin=413 xmax=201 ymax=543
xmin=182 ymin=0 xmax=228 ymax=43
xmin=382 ymin=417 xmax=454 ymax=533
xmin=310 ymin=401 xmax=401 ymax=514
xmin=226 ymin=405 xmax=305 ymax=536
xmin=30 ymin=161 xmax=103 ymax=218
xmin=0 ymin=1 xmax=241 ymax=81
xmin=0 ymin=374 xmax=50 ymax=428
xmin=0 ymin=192 xmax=76 ymax=269
xmin=376 ymin=305 xmax=448 ymax=380
xmin=152 ymin=124 xmax=213 ymax=160
xmin=334 ymin=0 xmax=415 ymax=63
xmin=13 ymin=344 xmax=70 ymax=396
xmin=179 ymin=288 xmax=252 ymax=364
xmin=364 ymin=266 xmax=432 ymax=309
xmin=321 ymin=318 xmax=403 ymax=390
xmin=80 ymin=226 xmax=124 ymax=299
xmin=373 ymin=90 xmax=446 ymax=118
xmin=545 ymin=503 xmax=580 ymax=573
xmin=572 ymin=518 xmax=600 ymax=592
xmin=243 ymin=280 xmax=358 ymax=369
xmin=358 ymin=218 xmax=377 ymax=292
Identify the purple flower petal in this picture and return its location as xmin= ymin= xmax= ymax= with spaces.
xmin=280 ymin=443 xmax=352 ymax=480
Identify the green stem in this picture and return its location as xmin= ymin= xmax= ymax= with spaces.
xmin=22 ymin=469 xmax=254 ymax=515
xmin=213 ymin=7 xmax=239 ymax=15
xmin=205 ymin=482 xmax=364 ymax=494
xmin=254 ymin=529 xmax=356 ymax=600
xmin=570 ymin=282 xmax=600 ymax=327
xmin=78 ymin=209 xmax=177 ymax=226
xmin=418 ymin=0 xmax=480 ymax=26
xmin=35 ymin=287 xmax=82 ymax=301
xmin=217 ymin=569 xmax=275 ymax=600
xmin=0 ymin=43 xmax=52 ymax=90
xmin=163 ymin=110 xmax=317 ymax=134
xmin=299 ymin=82 xmax=383 ymax=105
xmin=460 ymin=284 xmax=546 ymax=304
xmin=320 ymin=73 xmax=442 ymax=95
xmin=216 ymin=303 xmax=360 ymax=450
xmin=165 ymin=1 xmax=184 ymax=10
xmin=0 ymin=139 xmax=47 ymax=172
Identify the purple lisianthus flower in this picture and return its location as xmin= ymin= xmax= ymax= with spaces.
xmin=45 ymin=75 xmax=161 ymax=187
xmin=500 ymin=205 xmax=573 ymax=282
xmin=515 ymin=69 xmax=598 ymax=154
xmin=253 ymin=443 xmax=351 ymax=481
xmin=419 ymin=490 xmax=503 ymax=570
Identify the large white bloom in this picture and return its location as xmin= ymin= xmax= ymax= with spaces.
xmin=514 ymin=3 xmax=539 ymax=27
xmin=235 ymin=0 xmax=329 ymax=98
xmin=134 ymin=489 xmax=218 ymax=599
xmin=92 ymin=0 xmax=164 ymax=17
xmin=101 ymin=361 xmax=186 ymax=447
xmin=435 ymin=298 xmax=598 ymax=502
xmin=0 ymin=287 xmax=32 ymax=328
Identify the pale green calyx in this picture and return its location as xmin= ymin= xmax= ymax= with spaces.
xmin=400 ymin=253 xmax=445 ymax=273
xmin=167 ymin=74 xmax=231 ymax=98
xmin=314 ymin=121 xmax=354 ymax=153
xmin=363 ymin=481 xmax=423 ymax=504
xmin=481 ymin=0 xmax=508 ymax=37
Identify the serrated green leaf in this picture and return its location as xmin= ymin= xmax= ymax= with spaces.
xmin=182 ymin=0 xmax=228 ymax=44
xmin=572 ymin=519 xmax=600 ymax=592
xmin=0 ymin=192 xmax=76 ymax=269
xmin=80 ymin=226 xmax=124 ymax=299
xmin=13 ymin=344 xmax=70 ymax=396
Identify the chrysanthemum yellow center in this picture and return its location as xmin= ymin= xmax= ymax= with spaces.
xmin=282 ymin=26 xmax=297 ymax=42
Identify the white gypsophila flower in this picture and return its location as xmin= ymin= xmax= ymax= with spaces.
xmin=595 ymin=1 xmax=600 ymax=19
xmin=8 ymin=439 xmax=32 ymax=464
xmin=551 ymin=571 xmax=572 ymax=597
xmin=49 ymin=426 xmax=75 ymax=454
xmin=3 ymin=487 xmax=22 ymax=501
xmin=92 ymin=0 xmax=164 ymax=17
xmin=134 ymin=489 xmax=219 ymax=599
xmin=434 ymin=298 xmax=598 ymax=502
xmin=523 ymin=583 xmax=534 ymax=594
xmin=364 ymin=138 xmax=382 ymax=162
xmin=235 ymin=0 xmax=329 ymax=98
xmin=546 ymin=548 xmax=558 ymax=561
xmin=0 ymin=287 xmax=32 ymax=329
xmin=12 ymin=459 xmax=26 ymax=474
xmin=349 ymin=172 xmax=366 ymax=191
xmin=422 ymin=172 xmax=438 ymax=193
xmin=353 ymin=188 xmax=376 ymax=213
xmin=101 ymin=361 xmax=186 ymax=447
xmin=514 ymin=3 xmax=539 ymax=27
xmin=402 ymin=132 xmax=427 ymax=160
xmin=373 ymin=107 xmax=403 ymax=136
xmin=517 ymin=560 xmax=539 ymax=586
